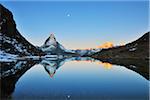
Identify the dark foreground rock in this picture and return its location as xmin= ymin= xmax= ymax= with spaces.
xmin=0 ymin=4 xmax=44 ymax=56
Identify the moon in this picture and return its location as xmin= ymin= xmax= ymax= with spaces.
xmin=67 ymin=14 xmax=71 ymax=17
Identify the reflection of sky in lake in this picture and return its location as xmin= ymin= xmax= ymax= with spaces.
xmin=13 ymin=60 xmax=149 ymax=99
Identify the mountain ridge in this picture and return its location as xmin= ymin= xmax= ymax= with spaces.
xmin=92 ymin=32 xmax=149 ymax=60
xmin=0 ymin=4 xmax=44 ymax=56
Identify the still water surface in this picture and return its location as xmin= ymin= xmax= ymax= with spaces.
xmin=12 ymin=57 xmax=149 ymax=100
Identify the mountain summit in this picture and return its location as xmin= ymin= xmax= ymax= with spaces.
xmin=40 ymin=33 xmax=66 ymax=55
xmin=44 ymin=33 xmax=57 ymax=46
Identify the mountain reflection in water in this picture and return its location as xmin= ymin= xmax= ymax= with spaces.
xmin=0 ymin=57 xmax=149 ymax=99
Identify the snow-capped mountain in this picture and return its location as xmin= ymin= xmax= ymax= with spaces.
xmin=44 ymin=34 xmax=57 ymax=46
xmin=74 ymin=48 xmax=101 ymax=56
xmin=40 ymin=33 xmax=101 ymax=56
xmin=40 ymin=33 xmax=66 ymax=54
xmin=0 ymin=4 xmax=44 ymax=57
xmin=40 ymin=33 xmax=78 ymax=55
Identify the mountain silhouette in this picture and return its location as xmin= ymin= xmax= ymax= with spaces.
xmin=0 ymin=4 xmax=44 ymax=56
xmin=92 ymin=32 xmax=149 ymax=59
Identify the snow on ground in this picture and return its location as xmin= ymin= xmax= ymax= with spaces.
xmin=0 ymin=51 xmax=63 ymax=62
xmin=17 ymin=56 xmax=41 ymax=60
xmin=129 ymin=48 xmax=137 ymax=52
xmin=0 ymin=33 xmax=30 ymax=55
xmin=129 ymin=65 xmax=136 ymax=68
xmin=0 ymin=50 xmax=65 ymax=62
xmin=0 ymin=51 xmax=18 ymax=62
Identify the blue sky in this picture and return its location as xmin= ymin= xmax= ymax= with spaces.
xmin=1 ymin=1 xmax=149 ymax=49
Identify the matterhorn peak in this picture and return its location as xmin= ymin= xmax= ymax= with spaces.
xmin=40 ymin=33 xmax=67 ymax=54
xmin=44 ymin=33 xmax=57 ymax=46
xmin=50 ymin=33 xmax=56 ymax=40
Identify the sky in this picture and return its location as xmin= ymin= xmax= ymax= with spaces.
xmin=1 ymin=1 xmax=149 ymax=49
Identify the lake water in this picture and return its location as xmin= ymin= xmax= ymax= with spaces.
xmin=1 ymin=57 xmax=149 ymax=100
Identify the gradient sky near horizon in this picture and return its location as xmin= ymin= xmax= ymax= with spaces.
xmin=1 ymin=1 xmax=149 ymax=49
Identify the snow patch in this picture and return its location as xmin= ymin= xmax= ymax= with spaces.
xmin=129 ymin=65 xmax=136 ymax=68
xmin=0 ymin=33 xmax=30 ymax=55
xmin=0 ymin=51 xmax=18 ymax=62
xmin=129 ymin=48 xmax=137 ymax=52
